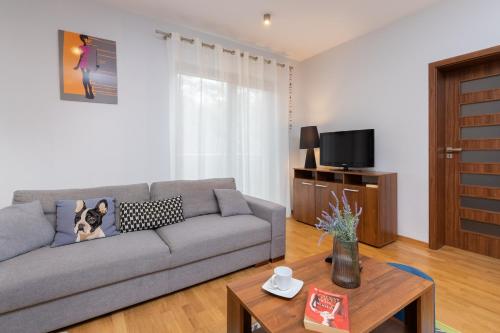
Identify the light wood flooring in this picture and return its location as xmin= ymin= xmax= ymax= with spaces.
xmin=67 ymin=219 xmax=500 ymax=333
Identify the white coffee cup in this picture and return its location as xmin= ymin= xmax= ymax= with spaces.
xmin=270 ymin=266 xmax=293 ymax=291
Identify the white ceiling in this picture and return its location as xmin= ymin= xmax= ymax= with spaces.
xmin=97 ymin=0 xmax=441 ymax=61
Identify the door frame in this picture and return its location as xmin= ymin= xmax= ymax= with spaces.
xmin=428 ymin=45 xmax=500 ymax=249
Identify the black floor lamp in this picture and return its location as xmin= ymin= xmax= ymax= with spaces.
xmin=300 ymin=126 xmax=320 ymax=169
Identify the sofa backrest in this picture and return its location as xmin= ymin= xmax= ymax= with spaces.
xmin=12 ymin=183 xmax=150 ymax=227
xmin=150 ymin=178 xmax=236 ymax=218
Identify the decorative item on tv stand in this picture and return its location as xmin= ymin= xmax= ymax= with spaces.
xmin=300 ymin=126 xmax=320 ymax=169
xmin=316 ymin=190 xmax=362 ymax=289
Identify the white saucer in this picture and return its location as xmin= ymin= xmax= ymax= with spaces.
xmin=261 ymin=277 xmax=304 ymax=298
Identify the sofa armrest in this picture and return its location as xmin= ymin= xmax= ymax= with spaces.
xmin=244 ymin=195 xmax=286 ymax=260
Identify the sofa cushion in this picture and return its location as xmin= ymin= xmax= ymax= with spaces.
xmin=13 ymin=183 xmax=150 ymax=227
xmin=150 ymin=178 xmax=236 ymax=218
xmin=53 ymin=197 xmax=119 ymax=247
xmin=0 ymin=201 xmax=55 ymax=262
xmin=120 ymin=196 xmax=185 ymax=233
xmin=0 ymin=230 xmax=171 ymax=314
xmin=214 ymin=189 xmax=253 ymax=217
xmin=155 ymin=213 xmax=271 ymax=268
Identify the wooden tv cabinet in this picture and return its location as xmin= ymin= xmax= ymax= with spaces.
xmin=292 ymin=168 xmax=397 ymax=247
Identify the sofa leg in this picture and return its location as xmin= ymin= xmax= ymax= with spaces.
xmin=254 ymin=260 xmax=269 ymax=267
xmin=270 ymin=256 xmax=285 ymax=263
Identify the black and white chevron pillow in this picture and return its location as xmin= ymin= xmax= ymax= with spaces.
xmin=119 ymin=196 xmax=184 ymax=233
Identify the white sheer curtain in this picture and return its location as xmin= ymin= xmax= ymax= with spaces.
xmin=166 ymin=33 xmax=289 ymax=207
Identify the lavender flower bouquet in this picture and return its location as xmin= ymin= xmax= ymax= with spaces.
xmin=315 ymin=190 xmax=363 ymax=244
xmin=316 ymin=189 xmax=363 ymax=288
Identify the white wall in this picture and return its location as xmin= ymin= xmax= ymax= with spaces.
xmin=294 ymin=0 xmax=500 ymax=242
xmin=0 ymin=0 xmax=290 ymax=208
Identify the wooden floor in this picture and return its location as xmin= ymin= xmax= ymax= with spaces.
xmin=67 ymin=219 xmax=500 ymax=333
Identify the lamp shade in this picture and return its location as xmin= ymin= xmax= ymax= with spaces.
xmin=300 ymin=126 xmax=320 ymax=149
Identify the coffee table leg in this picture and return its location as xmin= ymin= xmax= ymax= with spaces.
xmin=405 ymin=285 xmax=435 ymax=333
xmin=417 ymin=285 xmax=435 ymax=333
xmin=227 ymin=289 xmax=252 ymax=333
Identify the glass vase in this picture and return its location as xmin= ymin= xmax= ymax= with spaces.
xmin=331 ymin=237 xmax=361 ymax=289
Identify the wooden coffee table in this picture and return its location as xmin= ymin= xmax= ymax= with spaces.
xmin=227 ymin=252 xmax=434 ymax=333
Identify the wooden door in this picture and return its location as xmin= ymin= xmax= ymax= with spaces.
xmin=315 ymin=181 xmax=343 ymax=222
xmin=444 ymin=59 xmax=500 ymax=258
xmin=293 ymin=178 xmax=316 ymax=225
xmin=342 ymin=184 xmax=366 ymax=241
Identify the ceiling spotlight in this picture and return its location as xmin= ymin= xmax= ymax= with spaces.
xmin=263 ymin=13 xmax=271 ymax=26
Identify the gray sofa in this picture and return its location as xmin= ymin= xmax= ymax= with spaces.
xmin=0 ymin=178 xmax=286 ymax=333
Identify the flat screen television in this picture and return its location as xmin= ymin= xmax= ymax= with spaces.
xmin=320 ymin=129 xmax=374 ymax=170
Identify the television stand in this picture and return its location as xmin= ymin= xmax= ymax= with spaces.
xmin=292 ymin=167 xmax=397 ymax=247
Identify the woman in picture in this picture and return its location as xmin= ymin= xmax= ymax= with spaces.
xmin=73 ymin=34 xmax=98 ymax=99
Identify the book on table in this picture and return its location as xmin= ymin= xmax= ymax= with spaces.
xmin=303 ymin=285 xmax=350 ymax=333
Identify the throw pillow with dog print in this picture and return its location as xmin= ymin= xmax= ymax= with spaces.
xmin=52 ymin=197 xmax=119 ymax=247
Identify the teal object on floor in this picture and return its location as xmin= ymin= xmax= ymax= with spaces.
xmin=388 ymin=263 xmax=434 ymax=322
xmin=388 ymin=263 xmax=461 ymax=333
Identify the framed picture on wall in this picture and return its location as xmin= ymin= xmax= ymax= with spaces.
xmin=58 ymin=30 xmax=118 ymax=104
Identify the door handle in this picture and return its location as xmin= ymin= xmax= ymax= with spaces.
xmin=344 ymin=188 xmax=359 ymax=193
xmin=446 ymin=147 xmax=462 ymax=153
xmin=301 ymin=182 xmax=313 ymax=186
xmin=315 ymin=184 xmax=327 ymax=188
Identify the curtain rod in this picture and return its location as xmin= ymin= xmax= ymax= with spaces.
xmin=155 ymin=29 xmax=292 ymax=69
